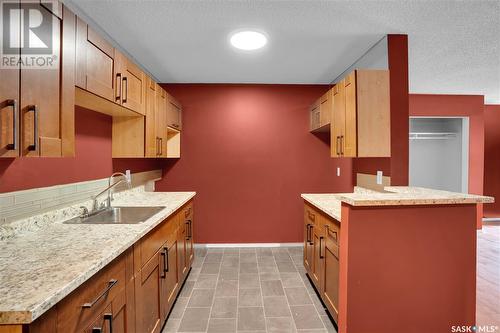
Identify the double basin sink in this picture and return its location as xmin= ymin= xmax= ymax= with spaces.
xmin=64 ymin=206 xmax=166 ymax=224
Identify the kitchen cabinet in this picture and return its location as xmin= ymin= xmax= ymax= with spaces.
xmin=166 ymin=94 xmax=182 ymax=131
xmin=184 ymin=203 xmax=194 ymax=267
xmin=155 ymin=86 xmax=168 ymax=158
xmin=145 ymin=78 xmax=158 ymax=157
xmin=160 ymin=240 xmax=179 ymax=320
xmin=135 ymin=251 xmax=162 ymax=333
xmin=321 ymin=220 xmax=340 ymax=322
xmin=310 ymin=89 xmax=332 ymax=132
xmin=0 ymin=3 xmax=75 ymax=158
xmin=76 ymin=18 xmax=116 ymax=102
xmin=330 ymin=69 xmax=390 ymax=158
xmin=115 ymin=51 xmax=146 ymax=115
xmin=303 ymin=203 xmax=340 ymax=325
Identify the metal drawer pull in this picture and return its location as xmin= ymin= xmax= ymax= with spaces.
xmin=104 ymin=312 xmax=113 ymax=333
xmin=160 ymin=250 xmax=167 ymax=278
xmin=115 ymin=73 xmax=122 ymax=102
xmin=164 ymin=246 xmax=169 ymax=273
xmin=319 ymin=236 xmax=324 ymax=259
xmin=82 ymin=279 xmax=118 ymax=308
xmin=27 ymin=105 xmax=38 ymax=151
xmin=4 ymin=99 xmax=18 ymax=150
xmin=186 ymin=220 xmax=192 ymax=239
xmin=122 ymin=77 xmax=128 ymax=103
xmin=92 ymin=328 xmax=102 ymax=333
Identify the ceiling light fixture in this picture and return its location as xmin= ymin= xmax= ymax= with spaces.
xmin=230 ymin=30 xmax=268 ymax=51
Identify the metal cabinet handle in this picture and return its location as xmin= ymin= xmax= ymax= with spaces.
xmin=306 ymin=224 xmax=312 ymax=244
xmin=340 ymin=135 xmax=344 ymax=155
xmin=159 ymin=137 xmax=163 ymax=156
xmin=160 ymin=250 xmax=167 ymax=278
xmin=122 ymin=77 xmax=128 ymax=103
xmin=115 ymin=73 xmax=122 ymax=102
xmin=319 ymin=236 xmax=324 ymax=259
xmin=156 ymin=137 xmax=160 ymax=156
xmin=336 ymin=136 xmax=340 ymax=156
xmin=82 ymin=279 xmax=118 ymax=308
xmin=27 ymin=105 xmax=38 ymax=152
xmin=186 ymin=220 xmax=192 ymax=239
xmin=164 ymin=246 xmax=169 ymax=273
xmin=92 ymin=328 xmax=102 ymax=333
xmin=4 ymin=99 xmax=18 ymax=150
xmin=103 ymin=313 xmax=113 ymax=333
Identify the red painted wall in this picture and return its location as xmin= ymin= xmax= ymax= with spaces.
xmin=339 ymin=203 xmax=477 ymax=333
xmin=0 ymin=107 xmax=160 ymax=193
xmin=156 ymin=84 xmax=354 ymax=244
xmin=484 ymin=104 xmax=500 ymax=217
xmin=409 ymin=94 xmax=485 ymax=226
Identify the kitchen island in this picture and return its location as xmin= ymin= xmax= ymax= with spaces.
xmin=301 ymin=186 xmax=493 ymax=333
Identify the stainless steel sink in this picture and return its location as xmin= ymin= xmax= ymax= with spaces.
xmin=64 ymin=206 xmax=166 ymax=224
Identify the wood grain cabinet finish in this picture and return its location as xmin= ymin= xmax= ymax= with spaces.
xmin=155 ymin=86 xmax=168 ymax=157
xmin=303 ymin=203 xmax=340 ymax=325
xmin=76 ymin=18 xmax=116 ymax=102
xmin=310 ymin=89 xmax=332 ymax=132
xmin=166 ymin=94 xmax=182 ymax=131
xmin=1 ymin=3 xmax=75 ymax=158
xmin=114 ymin=51 xmax=146 ymax=115
xmin=330 ymin=69 xmax=390 ymax=158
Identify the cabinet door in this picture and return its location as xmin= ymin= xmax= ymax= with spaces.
xmin=311 ymin=225 xmax=323 ymax=290
xmin=166 ymin=94 xmax=182 ymax=131
xmin=322 ymin=229 xmax=340 ymax=323
xmin=177 ymin=216 xmax=188 ymax=282
xmin=319 ymin=90 xmax=332 ymax=128
xmin=343 ymin=71 xmax=357 ymax=157
xmin=155 ymin=86 xmax=168 ymax=157
xmin=116 ymin=52 xmax=145 ymax=115
xmin=135 ymin=252 xmax=162 ymax=333
xmin=110 ymin=287 xmax=130 ymax=333
xmin=0 ymin=65 xmax=19 ymax=158
xmin=160 ymin=241 xmax=179 ymax=320
xmin=185 ymin=219 xmax=194 ymax=267
xmin=76 ymin=18 xmax=115 ymax=102
xmin=303 ymin=207 xmax=315 ymax=274
xmin=331 ymin=81 xmax=345 ymax=157
xmin=20 ymin=4 xmax=63 ymax=157
xmin=145 ymin=78 xmax=157 ymax=157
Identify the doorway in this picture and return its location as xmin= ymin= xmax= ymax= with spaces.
xmin=409 ymin=117 xmax=469 ymax=193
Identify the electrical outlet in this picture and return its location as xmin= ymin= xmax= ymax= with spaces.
xmin=125 ymin=169 xmax=131 ymax=183
xmin=376 ymin=171 xmax=383 ymax=185
xmin=337 ymin=167 xmax=341 ymax=177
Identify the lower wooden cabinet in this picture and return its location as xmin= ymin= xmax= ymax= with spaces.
xmin=16 ymin=200 xmax=195 ymax=333
xmin=303 ymin=203 xmax=340 ymax=325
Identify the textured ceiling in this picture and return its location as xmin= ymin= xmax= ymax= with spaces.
xmin=67 ymin=0 xmax=500 ymax=103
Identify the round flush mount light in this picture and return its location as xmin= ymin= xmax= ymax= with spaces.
xmin=230 ymin=30 xmax=268 ymax=51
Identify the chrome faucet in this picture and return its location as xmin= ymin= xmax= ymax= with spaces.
xmin=89 ymin=172 xmax=132 ymax=214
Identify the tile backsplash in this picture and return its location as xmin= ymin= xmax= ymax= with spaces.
xmin=0 ymin=170 xmax=162 ymax=225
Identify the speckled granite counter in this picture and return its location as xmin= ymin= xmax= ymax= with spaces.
xmin=301 ymin=186 xmax=493 ymax=221
xmin=0 ymin=189 xmax=195 ymax=325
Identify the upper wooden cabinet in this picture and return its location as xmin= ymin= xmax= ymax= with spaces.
xmin=115 ymin=51 xmax=146 ymax=115
xmin=1 ymin=3 xmax=75 ymax=158
xmin=155 ymin=85 xmax=168 ymax=158
xmin=76 ymin=18 xmax=116 ymax=102
xmin=166 ymin=94 xmax=182 ymax=131
xmin=310 ymin=89 xmax=332 ymax=132
xmin=330 ymin=69 xmax=390 ymax=158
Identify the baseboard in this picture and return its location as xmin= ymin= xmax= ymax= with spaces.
xmin=194 ymin=242 xmax=303 ymax=249
xmin=482 ymin=217 xmax=500 ymax=222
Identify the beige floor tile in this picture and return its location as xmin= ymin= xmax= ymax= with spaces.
xmin=266 ymin=317 xmax=296 ymax=332
xmin=238 ymin=288 xmax=263 ymax=307
xmin=211 ymin=297 xmax=238 ymax=318
xmin=261 ymin=279 xmax=285 ymax=296
xmin=263 ymin=296 xmax=292 ymax=317
xmin=239 ymin=273 xmax=260 ymax=289
xmin=187 ymin=289 xmax=215 ymax=307
xmin=284 ymin=287 xmax=313 ymax=305
xmin=237 ymin=307 xmax=266 ymax=331
xmin=216 ymin=279 xmax=238 ymax=297
xmin=194 ymin=274 xmax=218 ymax=289
xmin=178 ymin=307 xmax=210 ymax=332
xmin=290 ymin=305 xmax=325 ymax=330
xmin=207 ymin=318 xmax=237 ymax=332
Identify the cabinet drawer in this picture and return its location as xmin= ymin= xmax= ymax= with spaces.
xmin=304 ymin=204 xmax=318 ymax=225
xmin=324 ymin=219 xmax=340 ymax=245
xmin=56 ymin=252 xmax=126 ymax=332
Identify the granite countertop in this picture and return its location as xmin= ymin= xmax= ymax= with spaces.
xmin=302 ymin=186 xmax=494 ymax=221
xmin=0 ymin=189 xmax=196 ymax=325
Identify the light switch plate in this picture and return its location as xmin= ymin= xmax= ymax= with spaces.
xmin=337 ymin=167 xmax=341 ymax=177
xmin=376 ymin=171 xmax=383 ymax=185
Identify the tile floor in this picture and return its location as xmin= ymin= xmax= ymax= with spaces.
xmin=162 ymin=247 xmax=336 ymax=333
